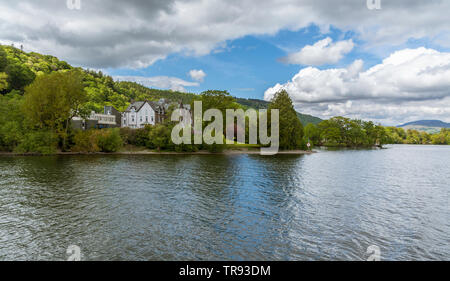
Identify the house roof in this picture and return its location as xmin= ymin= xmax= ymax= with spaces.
xmin=124 ymin=100 xmax=166 ymax=113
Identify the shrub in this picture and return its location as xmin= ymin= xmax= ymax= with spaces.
xmin=120 ymin=126 xmax=152 ymax=147
xmin=206 ymin=143 xmax=225 ymax=153
xmin=72 ymin=128 xmax=123 ymax=153
xmin=15 ymin=130 xmax=58 ymax=155
xmin=96 ymin=128 xmax=123 ymax=152
xmin=72 ymin=130 xmax=100 ymax=152
xmin=148 ymin=124 xmax=171 ymax=151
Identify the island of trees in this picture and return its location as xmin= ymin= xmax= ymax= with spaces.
xmin=0 ymin=45 xmax=448 ymax=155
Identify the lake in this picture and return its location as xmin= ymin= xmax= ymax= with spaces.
xmin=0 ymin=145 xmax=449 ymax=260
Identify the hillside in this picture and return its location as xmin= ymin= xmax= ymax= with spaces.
xmin=0 ymin=44 xmax=321 ymax=125
xmin=398 ymin=120 xmax=450 ymax=134
xmin=236 ymin=97 xmax=322 ymax=125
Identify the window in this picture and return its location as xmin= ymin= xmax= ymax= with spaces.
xmin=140 ymin=116 xmax=142 ymax=122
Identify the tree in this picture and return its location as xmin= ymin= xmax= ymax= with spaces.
xmin=0 ymin=47 xmax=7 ymax=72
xmin=195 ymin=90 xmax=238 ymax=113
xmin=22 ymin=70 xmax=87 ymax=150
xmin=304 ymin=123 xmax=320 ymax=145
xmin=268 ymin=90 xmax=304 ymax=150
xmin=149 ymin=124 xmax=171 ymax=151
xmin=4 ymin=63 xmax=36 ymax=91
xmin=0 ymin=92 xmax=25 ymax=151
xmin=0 ymin=72 xmax=8 ymax=92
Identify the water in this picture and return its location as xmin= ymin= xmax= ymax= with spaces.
xmin=0 ymin=145 xmax=449 ymax=261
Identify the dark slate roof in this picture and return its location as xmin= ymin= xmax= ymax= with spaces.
xmin=125 ymin=101 xmax=145 ymax=112
xmin=124 ymin=100 xmax=166 ymax=113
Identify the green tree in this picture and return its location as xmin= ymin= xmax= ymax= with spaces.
xmin=0 ymin=92 xmax=25 ymax=151
xmin=195 ymin=90 xmax=238 ymax=113
xmin=149 ymin=124 xmax=171 ymax=151
xmin=304 ymin=123 xmax=320 ymax=145
xmin=4 ymin=63 xmax=36 ymax=91
xmin=268 ymin=90 xmax=304 ymax=150
xmin=96 ymin=129 xmax=123 ymax=152
xmin=0 ymin=47 xmax=7 ymax=72
xmin=15 ymin=130 xmax=58 ymax=155
xmin=22 ymin=70 xmax=87 ymax=150
xmin=0 ymin=72 xmax=8 ymax=92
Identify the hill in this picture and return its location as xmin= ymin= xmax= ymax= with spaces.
xmin=236 ymin=98 xmax=322 ymax=125
xmin=398 ymin=120 xmax=450 ymax=134
xmin=0 ymin=44 xmax=322 ymax=125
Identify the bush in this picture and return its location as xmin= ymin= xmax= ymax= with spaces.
xmin=15 ymin=130 xmax=58 ymax=155
xmin=72 ymin=129 xmax=123 ymax=153
xmin=206 ymin=143 xmax=225 ymax=153
xmin=148 ymin=124 xmax=171 ymax=151
xmin=96 ymin=128 xmax=123 ymax=152
xmin=120 ymin=126 xmax=152 ymax=147
xmin=72 ymin=130 xmax=100 ymax=152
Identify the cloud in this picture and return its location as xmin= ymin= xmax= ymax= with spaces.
xmin=265 ymin=48 xmax=450 ymax=125
xmin=280 ymin=37 xmax=354 ymax=65
xmin=0 ymin=0 xmax=449 ymax=68
xmin=188 ymin=69 xmax=206 ymax=82
xmin=114 ymin=75 xmax=199 ymax=92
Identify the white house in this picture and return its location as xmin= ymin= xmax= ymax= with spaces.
xmin=122 ymin=100 xmax=166 ymax=128
xmin=122 ymin=100 xmax=193 ymax=129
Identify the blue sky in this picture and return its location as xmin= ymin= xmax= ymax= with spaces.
xmin=106 ymin=25 xmax=374 ymax=99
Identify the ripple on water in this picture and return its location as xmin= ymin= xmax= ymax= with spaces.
xmin=0 ymin=146 xmax=449 ymax=260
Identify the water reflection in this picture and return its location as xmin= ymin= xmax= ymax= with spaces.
xmin=0 ymin=146 xmax=449 ymax=260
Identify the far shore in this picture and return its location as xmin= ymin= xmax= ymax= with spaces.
xmin=0 ymin=149 xmax=316 ymax=156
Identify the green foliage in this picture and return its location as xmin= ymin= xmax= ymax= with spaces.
xmin=22 ymin=70 xmax=87 ymax=149
xmin=120 ymin=126 xmax=153 ymax=147
xmin=148 ymin=124 xmax=172 ymax=151
xmin=72 ymin=130 xmax=101 ymax=152
xmin=15 ymin=130 xmax=58 ymax=155
xmin=304 ymin=123 xmax=320 ymax=146
xmin=430 ymin=129 xmax=450 ymax=145
xmin=194 ymin=90 xmax=239 ymax=114
xmin=72 ymin=129 xmax=123 ymax=152
xmin=115 ymin=81 xmax=197 ymax=108
xmin=0 ymin=72 xmax=8 ymax=92
xmin=96 ymin=128 xmax=123 ymax=152
xmin=4 ymin=63 xmax=35 ymax=91
xmin=236 ymin=97 xmax=322 ymax=126
xmin=0 ymin=47 xmax=6 ymax=72
xmin=313 ymin=117 xmax=388 ymax=147
xmin=0 ymin=92 xmax=25 ymax=151
xmin=268 ymin=90 xmax=304 ymax=150
xmin=205 ymin=143 xmax=225 ymax=153
xmin=380 ymin=127 xmax=449 ymax=145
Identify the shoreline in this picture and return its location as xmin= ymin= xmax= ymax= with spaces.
xmin=0 ymin=149 xmax=316 ymax=156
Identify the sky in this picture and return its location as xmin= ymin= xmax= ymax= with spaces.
xmin=1 ymin=0 xmax=450 ymax=125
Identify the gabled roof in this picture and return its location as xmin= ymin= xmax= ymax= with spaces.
xmin=124 ymin=100 xmax=166 ymax=113
xmin=125 ymin=101 xmax=146 ymax=112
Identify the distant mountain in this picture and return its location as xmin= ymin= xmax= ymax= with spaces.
xmin=398 ymin=120 xmax=450 ymax=134
xmin=399 ymin=120 xmax=450 ymax=128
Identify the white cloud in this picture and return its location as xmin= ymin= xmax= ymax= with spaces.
xmin=114 ymin=76 xmax=199 ymax=92
xmin=0 ymin=0 xmax=449 ymax=68
xmin=188 ymin=69 xmax=206 ymax=82
xmin=280 ymin=37 xmax=354 ymax=65
xmin=265 ymin=48 xmax=450 ymax=125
